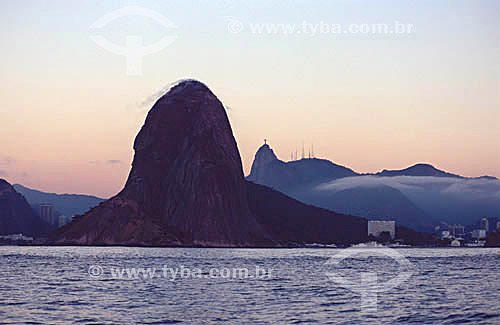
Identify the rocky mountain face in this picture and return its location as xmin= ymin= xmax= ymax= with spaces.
xmin=0 ymin=179 xmax=53 ymax=236
xmin=50 ymin=80 xmax=375 ymax=247
xmin=248 ymin=143 xmax=278 ymax=181
xmin=51 ymin=80 xmax=273 ymax=246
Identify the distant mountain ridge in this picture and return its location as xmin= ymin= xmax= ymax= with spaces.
xmin=13 ymin=184 xmax=104 ymax=217
xmin=246 ymin=145 xmax=433 ymax=231
xmin=374 ymin=163 xmax=496 ymax=180
xmin=248 ymin=143 xmax=496 ymax=182
xmin=304 ymin=184 xmax=435 ymax=231
xmin=375 ymin=163 xmax=462 ymax=178
xmin=246 ymin=143 xmax=499 ymax=230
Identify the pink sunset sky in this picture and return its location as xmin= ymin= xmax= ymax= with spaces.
xmin=0 ymin=0 xmax=499 ymax=198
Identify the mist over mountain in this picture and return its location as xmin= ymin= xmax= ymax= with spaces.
xmin=319 ymin=175 xmax=500 ymax=225
xmin=375 ymin=164 xmax=496 ymax=180
xmin=247 ymin=143 xmax=500 ymax=229
xmin=307 ymin=184 xmax=435 ymax=231
xmin=246 ymin=143 xmax=433 ymax=230
xmin=0 ymin=179 xmax=53 ymax=236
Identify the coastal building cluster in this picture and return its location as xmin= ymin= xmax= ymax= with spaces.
xmin=0 ymin=233 xmax=33 ymax=242
xmin=435 ymin=217 xmax=494 ymax=247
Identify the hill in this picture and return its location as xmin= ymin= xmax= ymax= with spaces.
xmin=13 ymin=184 xmax=104 ymax=217
xmin=0 ymin=179 xmax=54 ymax=236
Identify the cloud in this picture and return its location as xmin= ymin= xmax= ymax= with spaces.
xmin=106 ymin=160 xmax=123 ymax=165
xmin=138 ymin=80 xmax=182 ymax=109
xmin=317 ymin=175 xmax=500 ymax=200
xmin=317 ymin=175 xmax=454 ymax=192
xmin=89 ymin=160 xmax=124 ymax=166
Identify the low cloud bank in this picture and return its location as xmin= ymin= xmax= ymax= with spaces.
xmin=317 ymin=176 xmax=500 ymax=200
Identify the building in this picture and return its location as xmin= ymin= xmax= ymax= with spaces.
xmin=449 ymin=224 xmax=465 ymax=238
xmin=368 ymin=220 xmax=395 ymax=239
xmin=480 ymin=218 xmax=489 ymax=232
xmin=497 ymin=221 xmax=500 ymax=231
xmin=40 ymin=204 xmax=56 ymax=225
xmin=472 ymin=229 xmax=487 ymax=240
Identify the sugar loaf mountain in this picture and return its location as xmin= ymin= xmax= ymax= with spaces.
xmin=53 ymin=80 xmax=412 ymax=247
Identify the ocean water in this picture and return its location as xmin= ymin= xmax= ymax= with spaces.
xmin=1 ymin=247 xmax=499 ymax=324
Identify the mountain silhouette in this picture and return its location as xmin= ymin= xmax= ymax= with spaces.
xmin=376 ymin=164 xmax=462 ymax=178
xmin=247 ymin=143 xmax=499 ymax=229
xmin=0 ymin=179 xmax=53 ymax=236
xmin=246 ymin=144 xmax=444 ymax=231
xmin=247 ymin=143 xmax=357 ymax=191
xmin=50 ymin=80 xmax=368 ymax=246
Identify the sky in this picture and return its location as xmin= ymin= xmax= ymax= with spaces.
xmin=0 ymin=0 xmax=499 ymax=198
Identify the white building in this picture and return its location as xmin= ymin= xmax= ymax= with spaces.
xmin=368 ymin=220 xmax=395 ymax=239
xmin=472 ymin=229 xmax=487 ymax=240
